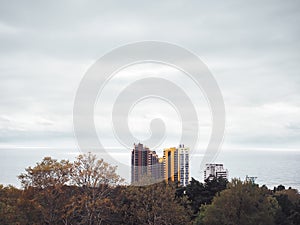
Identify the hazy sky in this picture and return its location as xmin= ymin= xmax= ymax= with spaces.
xmin=1 ymin=0 xmax=300 ymax=154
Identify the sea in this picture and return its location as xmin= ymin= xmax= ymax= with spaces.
xmin=1 ymin=148 xmax=300 ymax=191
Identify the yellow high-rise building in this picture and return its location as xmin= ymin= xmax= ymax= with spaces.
xmin=163 ymin=147 xmax=180 ymax=183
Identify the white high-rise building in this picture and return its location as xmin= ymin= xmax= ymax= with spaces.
xmin=178 ymin=144 xmax=190 ymax=186
xmin=204 ymin=163 xmax=228 ymax=181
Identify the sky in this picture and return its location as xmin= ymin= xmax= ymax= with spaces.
xmin=1 ymin=0 xmax=300 ymax=184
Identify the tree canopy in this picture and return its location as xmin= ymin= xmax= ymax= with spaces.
xmin=0 ymin=154 xmax=299 ymax=225
xmin=196 ymin=179 xmax=280 ymax=225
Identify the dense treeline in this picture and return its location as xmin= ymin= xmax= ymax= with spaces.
xmin=0 ymin=153 xmax=299 ymax=225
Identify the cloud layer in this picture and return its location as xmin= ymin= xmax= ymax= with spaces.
xmin=0 ymin=0 xmax=300 ymax=152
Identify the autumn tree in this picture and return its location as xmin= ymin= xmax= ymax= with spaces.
xmin=0 ymin=185 xmax=27 ymax=224
xmin=120 ymin=182 xmax=192 ymax=225
xmin=18 ymin=157 xmax=73 ymax=224
xmin=18 ymin=157 xmax=72 ymax=188
xmin=64 ymin=152 xmax=124 ymax=225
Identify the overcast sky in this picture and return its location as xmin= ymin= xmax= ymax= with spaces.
xmin=1 ymin=0 xmax=300 ymax=156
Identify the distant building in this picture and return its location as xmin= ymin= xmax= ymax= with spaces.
xmin=164 ymin=147 xmax=179 ymax=183
xmin=132 ymin=143 xmax=190 ymax=186
xmin=157 ymin=157 xmax=165 ymax=181
xmin=131 ymin=143 xmax=164 ymax=184
xmin=178 ymin=144 xmax=190 ymax=186
xmin=131 ymin=143 xmax=148 ymax=183
xmin=163 ymin=144 xmax=190 ymax=186
xmin=148 ymin=151 xmax=164 ymax=181
xmin=204 ymin=163 xmax=228 ymax=181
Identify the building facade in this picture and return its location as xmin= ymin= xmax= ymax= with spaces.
xmin=163 ymin=144 xmax=190 ymax=186
xmin=163 ymin=147 xmax=179 ymax=183
xmin=148 ymin=150 xmax=164 ymax=181
xmin=131 ymin=143 xmax=164 ymax=184
xmin=178 ymin=144 xmax=190 ymax=186
xmin=131 ymin=143 xmax=190 ymax=186
xmin=204 ymin=163 xmax=228 ymax=181
xmin=131 ymin=143 xmax=148 ymax=183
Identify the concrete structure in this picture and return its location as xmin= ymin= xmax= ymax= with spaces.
xmin=131 ymin=143 xmax=148 ymax=183
xmin=163 ymin=147 xmax=179 ymax=183
xmin=131 ymin=143 xmax=164 ymax=184
xmin=148 ymin=151 xmax=164 ymax=181
xmin=163 ymin=144 xmax=190 ymax=186
xmin=204 ymin=163 xmax=228 ymax=181
xmin=178 ymin=144 xmax=190 ymax=186
xmin=132 ymin=143 xmax=190 ymax=186
xmin=157 ymin=157 xmax=165 ymax=181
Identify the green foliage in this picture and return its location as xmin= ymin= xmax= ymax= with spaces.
xmin=274 ymin=188 xmax=300 ymax=225
xmin=119 ymin=182 xmax=192 ymax=225
xmin=177 ymin=176 xmax=228 ymax=216
xmin=196 ymin=179 xmax=280 ymax=225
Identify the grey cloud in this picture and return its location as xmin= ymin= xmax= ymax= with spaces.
xmin=0 ymin=0 xmax=300 ymax=150
xmin=286 ymin=123 xmax=300 ymax=131
xmin=0 ymin=0 xmax=298 ymax=59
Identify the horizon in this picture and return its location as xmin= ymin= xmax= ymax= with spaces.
xmin=1 ymin=1 xmax=300 ymax=224
xmin=1 ymin=146 xmax=300 ymax=190
xmin=1 ymin=0 xmax=300 ymax=198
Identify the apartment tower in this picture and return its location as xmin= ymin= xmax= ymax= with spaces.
xmin=204 ymin=163 xmax=228 ymax=181
xmin=131 ymin=143 xmax=164 ymax=183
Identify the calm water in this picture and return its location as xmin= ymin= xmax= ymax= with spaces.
xmin=212 ymin=150 xmax=300 ymax=190
xmin=1 ymin=148 xmax=300 ymax=191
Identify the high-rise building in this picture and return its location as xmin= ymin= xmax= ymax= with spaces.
xmin=157 ymin=157 xmax=165 ymax=181
xmin=131 ymin=143 xmax=164 ymax=183
xmin=163 ymin=145 xmax=190 ymax=186
xmin=164 ymin=147 xmax=179 ymax=183
xmin=131 ymin=143 xmax=190 ymax=186
xmin=178 ymin=144 xmax=190 ymax=186
xmin=148 ymin=151 xmax=164 ymax=181
xmin=204 ymin=163 xmax=228 ymax=181
xmin=131 ymin=143 xmax=148 ymax=183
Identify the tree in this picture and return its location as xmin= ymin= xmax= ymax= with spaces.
xmin=17 ymin=153 xmax=124 ymax=224
xmin=177 ymin=177 xmax=228 ymax=216
xmin=18 ymin=157 xmax=72 ymax=189
xmin=18 ymin=157 xmax=73 ymax=224
xmin=197 ymin=179 xmax=279 ymax=225
xmin=120 ymin=182 xmax=192 ymax=225
xmin=64 ymin=152 xmax=124 ymax=225
xmin=274 ymin=185 xmax=286 ymax=192
xmin=204 ymin=176 xmax=228 ymax=199
xmin=274 ymin=188 xmax=300 ymax=225
xmin=0 ymin=185 xmax=26 ymax=224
